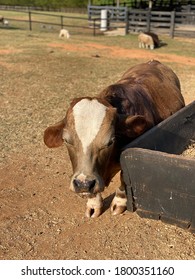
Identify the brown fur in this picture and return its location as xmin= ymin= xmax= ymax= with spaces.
xmin=100 ymin=60 xmax=184 ymax=125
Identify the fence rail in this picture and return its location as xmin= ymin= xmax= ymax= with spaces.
xmin=0 ymin=5 xmax=87 ymax=14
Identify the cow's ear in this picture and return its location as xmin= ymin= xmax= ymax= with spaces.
xmin=118 ymin=115 xmax=147 ymax=138
xmin=44 ymin=120 xmax=65 ymax=148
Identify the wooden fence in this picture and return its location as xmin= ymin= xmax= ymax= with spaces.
xmin=0 ymin=6 xmax=195 ymax=38
xmin=88 ymin=5 xmax=195 ymax=37
xmin=0 ymin=9 xmax=99 ymax=36
xmin=127 ymin=9 xmax=195 ymax=37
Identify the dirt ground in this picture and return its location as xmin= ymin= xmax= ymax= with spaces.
xmin=0 ymin=31 xmax=195 ymax=260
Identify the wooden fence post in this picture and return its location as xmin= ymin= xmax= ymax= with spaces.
xmin=60 ymin=15 xmax=63 ymax=29
xmin=170 ymin=11 xmax=175 ymax=38
xmin=28 ymin=11 xmax=32 ymax=31
xmin=93 ymin=18 xmax=96 ymax=36
xmin=125 ymin=7 xmax=129 ymax=35
xmin=146 ymin=9 xmax=151 ymax=32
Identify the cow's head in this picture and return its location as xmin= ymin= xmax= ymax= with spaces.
xmin=44 ymin=97 xmax=147 ymax=197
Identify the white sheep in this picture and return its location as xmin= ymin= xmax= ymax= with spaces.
xmin=3 ymin=19 xmax=9 ymax=26
xmin=59 ymin=29 xmax=70 ymax=39
xmin=138 ymin=33 xmax=154 ymax=50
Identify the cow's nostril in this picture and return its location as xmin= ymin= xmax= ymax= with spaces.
xmin=73 ymin=179 xmax=81 ymax=189
xmin=88 ymin=179 xmax=96 ymax=191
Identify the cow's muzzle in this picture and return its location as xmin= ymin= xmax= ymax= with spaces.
xmin=73 ymin=178 xmax=96 ymax=194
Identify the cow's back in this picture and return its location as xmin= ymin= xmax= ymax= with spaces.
xmin=100 ymin=60 xmax=185 ymax=126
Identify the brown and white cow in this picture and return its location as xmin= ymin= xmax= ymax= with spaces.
xmin=44 ymin=60 xmax=185 ymax=218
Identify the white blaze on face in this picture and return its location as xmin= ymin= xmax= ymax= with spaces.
xmin=73 ymin=99 xmax=107 ymax=154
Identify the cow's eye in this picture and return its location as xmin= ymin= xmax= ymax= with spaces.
xmin=107 ymin=137 xmax=115 ymax=147
xmin=62 ymin=131 xmax=73 ymax=146
xmin=101 ymin=137 xmax=115 ymax=150
xmin=64 ymin=137 xmax=73 ymax=146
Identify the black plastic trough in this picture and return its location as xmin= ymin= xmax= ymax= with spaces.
xmin=120 ymin=101 xmax=195 ymax=232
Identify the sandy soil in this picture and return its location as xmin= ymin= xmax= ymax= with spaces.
xmin=0 ymin=34 xmax=195 ymax=260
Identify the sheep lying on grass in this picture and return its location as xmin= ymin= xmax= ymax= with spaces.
xmin=59 ymin=29 xmax=70 ymax=39
xmin=138 ymin=32 xmax=159 ymax=50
